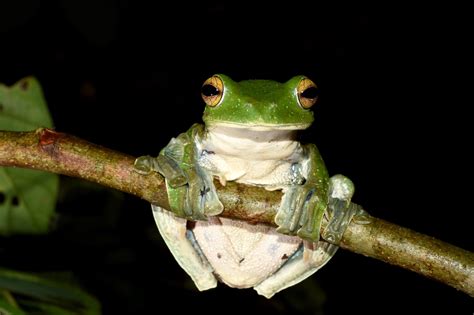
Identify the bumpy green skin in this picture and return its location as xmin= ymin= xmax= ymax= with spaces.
xmin=203 ymin=74 xmax=314 ymax=129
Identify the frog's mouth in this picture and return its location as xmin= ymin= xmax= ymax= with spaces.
xmin=208 ymin=121 xmax=311 ymax=131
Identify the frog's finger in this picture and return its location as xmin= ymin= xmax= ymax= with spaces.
xmin=288 ymin=187 xmax=314 ymax=233
xmin=187 ymin=180 xmax=208 ymax=221
xmin=133 ymin=155 xmax=154 ymax=175
xmin=197 ymin=165 xmax=224 ymax=216
xmin=201 ymin=188 xmax=224 ymax=216
xmin=133 ymin=155 xmax=188 ymax=188
xmin=155 ymin=155 xmax=188 ymax=188
xmin=323 ymin=199 xmax=352 ymax=244
xmin=297 ymin=195 xmax=325 ymax=242
xmin=276 ymin=186 xmax=310 ymax=235
xmin=186 ymin=166 xmax=223 ymax=220
xmin=275 ymin=187 xmax=298 ymax=235
xmin=328 ymin=174 xmax=355 ymax=202
xmin=166 ymin=184 xmax=192 ymax=218
xmin=320 ymin=174 xmax=358 ymax=244
xmin=175 ymin=168 xmax=202 ymax=220
xmin=295 ymin=188 xmax=316 ymax=231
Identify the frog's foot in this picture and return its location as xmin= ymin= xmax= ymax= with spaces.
xmin=151 ymin=205 xmax=217 ymax=291
xmin=134 ymin=155 xmax=187 ymax=187
xmin=275 ymin=184 xmax=326 ymax=243
xmin=322 ymin=174 xmax=369 ymax=245
xmin=255 ymin=240 xmax=338 ymax=298
xmin=184 ymin=165 xmax=224 ymax=219
xmin=134 ymin=155 xmax=223 ymax=220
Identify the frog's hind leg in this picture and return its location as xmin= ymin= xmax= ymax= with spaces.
xmin=255 ymin=174 xmax=362 ymax=298
xmin=254 ymin=240 xmax=337 ymax=298
xmin=151 ymin=205 xmax=217 ymax=291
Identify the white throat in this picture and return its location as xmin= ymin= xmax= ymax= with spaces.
xmin=202 ymin=125 xmax=300 ymax=160
xmin=197 ymin=124 xmax=304 ymax=186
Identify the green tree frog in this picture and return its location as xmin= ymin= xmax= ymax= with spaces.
xmin=135 ymin=74 xmax=361 ymax=298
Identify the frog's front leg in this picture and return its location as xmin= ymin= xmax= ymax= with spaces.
xmin=275 ymin=144 xmax=329 ymax=242
xmin=135 ymin=124 xmax=224 ymax=220
xmin=134 ymin=124 xmax=222 ymax=291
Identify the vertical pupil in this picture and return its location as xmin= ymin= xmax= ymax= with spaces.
xmin=301 ymin=86 xmax=319 ymax=99
xmin=202 ymin=84 xmax=220 ymax=97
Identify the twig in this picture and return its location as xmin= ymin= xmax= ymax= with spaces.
xmin=1 ymin=128 xmax=473 ymax=296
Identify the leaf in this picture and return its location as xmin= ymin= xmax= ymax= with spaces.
xmin=0 ymin=269 xmax=100 ymax=315
xmin=0 ymin=299 xmax=27 ymax=315
xmin=0 ymin=77 xmax=59 ymax=235
xmin=0 ymin=77 xmax=53 ymax=130
xmin=19 ymin=299 xmax=89 ymax=315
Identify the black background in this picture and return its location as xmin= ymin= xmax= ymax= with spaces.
xmin=1 ymin=1 xmax=472 ymax=314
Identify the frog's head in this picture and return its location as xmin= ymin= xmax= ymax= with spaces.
xmin=201 ymin=74 xmax=318 ymax=130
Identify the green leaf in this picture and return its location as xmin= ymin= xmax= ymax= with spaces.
xmin=0 ymin=299 xmax=27 ymax=315
xmin=0 ymin=269 xmax=100 ymax=315
xmin=0 ymin=77 xmax=53 ymax=131
xmin=0 ymin=77 xmax=59 ymax=235
xmin=19 ymin=299 xmax=88 ymax=315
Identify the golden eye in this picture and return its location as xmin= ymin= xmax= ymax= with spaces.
xmin=297 ymin=78 xmax=319 ymax=109
xmin=201 ymin=75 xmax=224 ymax=107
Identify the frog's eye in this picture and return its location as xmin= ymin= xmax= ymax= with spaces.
xmin=297 ymin=78 xmax=319 ymax=109
xmin=201 ymin=76 xmax=224 ymax=107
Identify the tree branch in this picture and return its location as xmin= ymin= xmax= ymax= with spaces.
xmin=1 ymin=128 xmax=473 ymax=296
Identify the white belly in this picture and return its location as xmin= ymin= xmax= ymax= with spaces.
xmin=193 ymin=218 xmax=301 ymax=288
xmin=192 ymin=125 xmax=305 ymax=287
